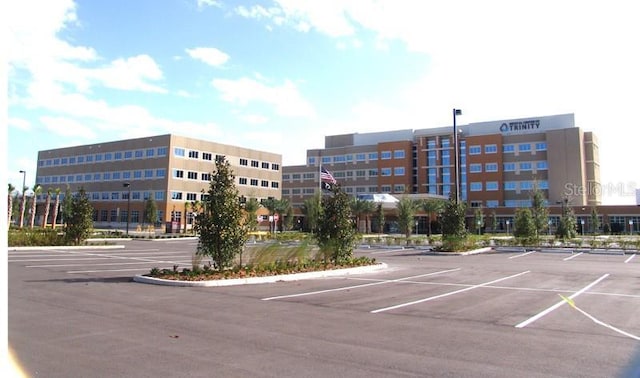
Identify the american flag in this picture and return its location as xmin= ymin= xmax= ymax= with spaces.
xmin=320 ymin=166 xmax=337 ymax=184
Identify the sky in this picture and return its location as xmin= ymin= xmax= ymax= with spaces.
xmin=5 ymin=0 xmax=640 ymax=205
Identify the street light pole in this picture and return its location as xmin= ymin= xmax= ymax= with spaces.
xmin=452 ymin=109 xmax=462 ymax=204
xmin=18 ymin=170 xmax=26 ymax=228
xmin=123 ymin=182 xmax=131 ymax=235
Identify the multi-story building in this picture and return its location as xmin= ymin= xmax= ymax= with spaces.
xmin=35 ymin=134 xmax=282 ymax=230
xmin=282 ymin=113 xmax=640 ymax=233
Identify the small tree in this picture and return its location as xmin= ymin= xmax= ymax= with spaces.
xmin=243 ymin=197 xmax=261 ymax=233
xmin=375 ymin=203 xmax=385 ymax=234
xmin=440 ymin=196 xmax=467 ymax=251
xmin=396 ymin=197 xmax=419 ymax=245
xmin=144 ymin=198 xmax=158 ymax=227
xmin=556 ymin=201 xmax=577 ymax=240
xmin=194 ymin=156 xmax=247 ymax=271
xmin=490 ymin=210 xmax=498 ymax=234
xmin=29 ymin=184 xmax=42 ymax=229
xmin=421 ymin=198 xmax=445 ymax=236
xmin=302 ymin=194 xmax=322 ymax=233
xmin=590 ymin=207 xmax=600 ymax=236
xmin=513 ymin=208 xmax=536 ymax=245
xmin=473 ymin=206 xmax=485 ymax=235
xmin=530 ymin=185 xmax=549 ymax=243
xmin=316 ymin=186 xmax=356 ymax=265
xmin=63 ymin=187 xmax=94 ymax=245
xmin=51 ymin=188 xmax=61 ymax=229
xmin=41 ymin=187 xmax=52 ymax=228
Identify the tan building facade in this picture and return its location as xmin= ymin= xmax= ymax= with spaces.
xmin=35 ymin=134 xmax=282 ymax=230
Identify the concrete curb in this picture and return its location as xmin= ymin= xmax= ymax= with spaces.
xmin=133 ymin=262 xmax=389 ymax=287
xmin=427 ymin=247 xmax=493 ymax=256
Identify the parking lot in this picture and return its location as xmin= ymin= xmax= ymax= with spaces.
xmin=8 ymin=239 xmax=640 ymax=377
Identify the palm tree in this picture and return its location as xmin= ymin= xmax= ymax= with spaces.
xmin=184 ymin=201 xmax=191 ymax=233
xmin=8 ymin=183 xmax=15 ymax=225
xmin=361 ymin=200 xmax=375 ymax=234
xmin=274 ymin=198 xmax=291 ymax=232
xmin=421 ymin=198 xmax=445 ymax=236
xmin=350 ymin=198 xmax=369 ymax=233
xmin=29 ymin=184 xmax=42 ymax=228
xmin=302 ymin=194 xmax=321 ymax=233
xmin=396 ymin=197 xmax=419 ymax=244
xmin=51 ymin=188 xmax=61 ymax=229
xmin=18 ymin=183 xmax=27 ymax=228
xmin=243 ymin=197 xmax=261 ymax=233
xmin=41 ymin=187 xmax=52 ymax=228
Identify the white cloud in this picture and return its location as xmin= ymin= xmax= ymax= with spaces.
xmin=196 ymin=0 xmax=222 ymax=9
xmin=39 ymin=116 xmax=97 ymax=139
xmin=212 ymin=77 xmax=315 ymax=118
xmin=186 ymin=47 xmax=229 ymax=67
xmin=88 ymin=55 xmax=166 ymax=93
xmin=8 ymin=117 xmax=31 ymax=131
xmin=239 ymin=114 xmax=269 ymax=125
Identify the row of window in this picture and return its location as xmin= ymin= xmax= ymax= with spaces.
xmin=37 ymin=169 xmax=167 ymax=185
xmin=174 ymin=147 xmax=280 ymax=171
xmin=468 ymin=142 xmax=546 ymax=155
xmin=468 ymin=161 xmax=548 ymax=173
xmin=307 ymin=150 xmax=407 ymax=166
xmin=92 ymin=209 xmax=165 ymax=223
xmin=470 ymin=180 xmax=549 ymax=192
xmin=39 ymin=147 xmax=169 ymax=168
xmin=283 ymin=184 xmax=406 ymax=195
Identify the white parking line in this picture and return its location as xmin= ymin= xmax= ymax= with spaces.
xmin=370 ymin=249 xmax=407 ymax=255
xmin=370 ymin=271 xmax=530 ymax=314
xmin=624 ymin=254 xmax=636 ymax=263
xmin=262 ymin=268 xmax=461 ymax=301
xmin=563 ymin=252 xmax=583 ymax=261
xmin=509 ymin=251 xmax=536 ymax=259
xmin=26 ymin=259 xmax=188 ymax=268
xmin=515 ymin=273 xmax=609 ymax=328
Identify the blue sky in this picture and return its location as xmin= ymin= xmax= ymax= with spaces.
xmin=5 ymin=0 xmax=640 ymax=204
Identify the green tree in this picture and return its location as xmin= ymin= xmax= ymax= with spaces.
xmin=375 ymin=203 xmax=385 ymax=234
xmin=284 ymin=205 xmax=294 ymax=231
xmin=8 ymin=183 xmax=15 ymax=225
xmin=316 ymin=186 xmax=356 ymax=264
xmin=590 ymin=207 xmax=600 ymax=236
xmin=29 ymin=184 xmax=42 ymax=228
xmin=396 ymin=197 xmax=419 ymax=244
xmin=440 ymin=196 xmax=467 ymax=251
xmin=144 ymin=198 xmax=158 ymax=228
xmin=490 ymin=210 xmax=498 ymax=233
xmin=194 ymin=156 xmax=247 ymax=271
xmin=63 ymin=187 xmax=94 ymax=245
xmin=513 ymin=208 xmax=536 ymax=244
xmin=243 ymin=197 xmax=261 ymax=233
xmin=421 ymin=198 xmax=445 ymax=236
xmin=41 ymin=187 xmax=53 ymax=228
xmin=473 ymin=206 xmax=485 ymax=235
xmin=555 ymin=199 xmax=577 ymax=240
xmin=274 ymin=198 xmax=291 ymax=232
xmin=530 ymin=185 xmax=549 ymax=243
xmin=302 ymin=194 xmax=322 ymax=233
xmin=350 ymin=198 xmax=370 ymax=233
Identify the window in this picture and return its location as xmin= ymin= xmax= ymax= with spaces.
xmin=470 ymin=182 xmax=483 ymax=191
xmin=77 ymin=156 xmax=85 ymax=163
xmin=187 ymin=171 xmax=198 ymax=180
xmin=123 ymin=171 xmax=131 ymax=179
xmin=251 ymin=160 xmax=259 ymax=168
xmin=356 ymin=170 xmax=366 ymax=177
xmin=485 ymin=163 xmax=498 ymax=172
xmin=519 ymin=143 xmax=531 ymax=152
xmin=469 ymin=164 xmax=482 ymax=173
xmin=261 ymin=180 xmax=269 ymax=187
xmin=369 ymin=169 xmax=378 ymax=176
xmin=393 ymin=185 xmax=405 ymax=193
xmin=469 ymin=145 xmax=481 ymax=155
xmin=201 ymin=173 xmax=211 ymax=181
xmin=132 ymin=192 xmax=141 ymax=200
xmin=307 ymin=157 xmax=316 ymax=165
xmin=427 ymin=151 xmax=436 ymax=166
xmin=173 ymin=169 xmax=184 ymax=178
xmin=536 ymin=161 xmax=548 ymax=170
xmin=303 ymin=173 xmax=315 ymax=179
xmin=484 ymin=144 xmax=497 ymax=154
xmin=381 ymin=151 xmax=392 ymax=160
xmin=250 ymin=179 xmax=259 ymax=186
xmin=186 ymin=193 xmax=197 ymax=201
xmin=146 ymin=149 xmax=155 ymax=158
xmin=92 ymin=192 xmax=100 ymax=200
xmin=101 ymin=192 xmax=109 ymax=200
xmin=504 ymin=162 xmax=516 ymax=171
xmin=292 ymin=174 xmax=301 ymax=180
xmin=368 ymin=152 xmax=378 ymax=160
xmin=381 ymin=168 xmax=392 ymax=176
xmin=188 ymin=150 xmax=199 ymax=159
xmin=321 ymin=156 xmax=331 ymax=164
xmin=271 ymin=163 xmax=280 ymax=171
xmin=538 ymin=180 xmax=549 ymax=189
xmin=202 ymin=152 xmax=212 ymax=161
xmin=503 ymin=144 xmax=515 ymax=153
xmin=94 ymin=155 xmax=102 ymax=162
xmin=86 ymin=155 xmax=93 ymax=162
xmin=504 ymin=181 xmax=517 ymax=190
xmin=157 ymin=147 xmax=167 ymax=156
xmin=155 ymin=169 xmax=166 ymax=178
xmin=486 ymin=181 xmax=499 ymax=191
xmin=535 ymin=142 xmax=547 ymax=151
xmin=486 ymin=200 xmax=499 ymax=208
xmin=394 ymin=150 xmax=405 ymax=159
xmin=239 ymin=177 xmax=247 ymax=185
xmin=174 ymin=148 xmax=185 ymax=157
xmin=103 ymin=172 xmax=111 ymax=180
xmin=240 ymin=158 xmax=248 ymax=166
xmin=520 ymin=181 xmax=533 ymax=190
xmin=333 ymin=155 xmax=345 ymax=163
xmin=69 ymin=157 xmax=76 ymax=164
xmin=145 ymin=169 xmax=153 ymax=178
xmin=155 ymin=192 xmax=164 ymax=201
xmin=93 ymin=173 xmax=101 ymax=181
xmin=171 ymin=191 xmax=183 ymax=200
xmin=111 ymin=192 xmax=120 ymax=200
xmin=124 ymin=151 xmax=132 ymax=159
xmin=61 ymin=157 xmax=68 ymax=164
xmin=271 ymin=182 xmax=279 ymax=189
xmin=381 ymin=185 xmax=392 ymax=193
xmin=356 ymin=153 xmax=366 ymax=161
xmin=135 ymin=150 xmax=143 ymax=158
xmin=520 ymin=162 xmax=532 ymax=171
xmin=260 ymin=162 xmax=269 ymax=169
xmin=394 ymin=167 xmax=405 ymax=176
